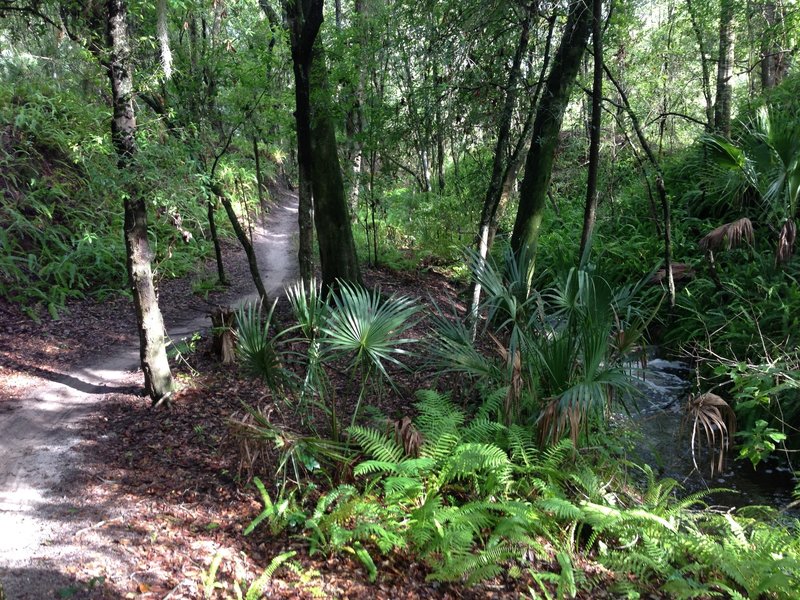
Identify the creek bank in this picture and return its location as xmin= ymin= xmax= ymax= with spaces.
xmin=622 ymin=355 xmax=797 ymax=513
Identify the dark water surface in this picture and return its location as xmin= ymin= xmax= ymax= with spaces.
xmin=620 ymin=357 xmax=798 ymax=513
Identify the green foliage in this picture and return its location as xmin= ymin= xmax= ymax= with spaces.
xmin=235 ymin=299 xmax=290 ymax=392
xmin=432 ymin=247 xmax=648 ymax=441
xmin=0 ymin=73 xmax=225 ymax=317
xmin=245 ymin=551 xmax=297 ymax=600
xmin=244 ymin=390 xmax=800 ymax=596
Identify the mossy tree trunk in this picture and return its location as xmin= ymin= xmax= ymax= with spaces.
xmin=106 ymin=0 xmax=173 ymax=404
xmin=510 ymin=0 xmax=594 ymax=260
xmin=578 ymin=0 xmax=604 ymax=261
xmin=287 ymin=0 xmax=361 ymax=290
xmin=714 ymin=0 xmax=735 ymax=137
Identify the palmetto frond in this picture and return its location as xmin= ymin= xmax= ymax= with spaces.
xmin=685 ymin=392 xmax=737 ymax=475
xmin=699 ymin=217 xmax=755 ymax=252
xmin=322 ymin=280 xmax=420 ymax=385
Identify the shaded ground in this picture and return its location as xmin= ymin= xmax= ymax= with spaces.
xmin=0 ymin=188 xmax=300 ymax=599
xmin=0 ymin=187 xmax=630 ymax=599
xmin=0 ymin=186 xmax=527 ymax=599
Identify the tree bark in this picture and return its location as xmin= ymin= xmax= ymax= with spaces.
xmin=510 ymin=0 xmax=594 ymax=260
xmin=309 ymin=41 xmax=363 ymax=287
xmin=286 ymin=0 xmax=361 ymax=290
xmin=760 ymin=0 xmax=783 ymax=90
xmin=211 ymin=182 xmax=267 ymax=301
xmin=286 ymin=0 xmax=320 ymax=287
xmin=253 ymin=136 xmax=266 ymax=207
xmin=106 ymin=0 xmax=173 ymax=404
xmin=578 ymin=0 xmax=604 ymax=261
xmin=468 ymin=4 xmax=534 ymax=328
xmin=686 ymin=0 xmax=714 ymax=129
xmin=207 ymin=197 xmax=227 ymax=285
xmin=714 ymin=0 xmax=735 ymax=137
xmin=605 ymin=66 xmax=676 ymax=307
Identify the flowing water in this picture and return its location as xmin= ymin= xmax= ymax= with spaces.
xmin=621 ymin=356 xmax=798 ymax=513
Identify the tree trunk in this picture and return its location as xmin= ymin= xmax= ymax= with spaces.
xmin=510 ymin=0 xmax=594 ymax=259
xmin=106 ymin=0 xmax=173 ymax=405
xmin=156 ymin=0 xmax=172 ymax=79
xmin=287 ymin=0 xmax=361 ymax=290
xmin=346 ymin=0 xmax=369 ymax=221
xmin=212 ymin=182 xmax=267 ymax=301
xmin=207 ymin=197 xmax=227 ymax=285
xmin=468 ymin=4 xmax=534 ymax=328
xmin=605 ymin=66 xmax=676 ymax=307
xmin=714 ymin=0 xmax=735 ymax=137
xmin=578 ymin=0 xmax=604 ymax=261
xmin=686 ymin=0 xmax=715 ymax=129
xmin=253 ymin=136 xmax=266 ymax=208
xmin=760 ymin=1 xmax=780 ymax=90
xmin=211 ymin=306 xmax=236 ymax=364
xmin=309 ymin=41 xmax=363 ymax=287
xmin=286 ymin=0 xmax=320 ymax=288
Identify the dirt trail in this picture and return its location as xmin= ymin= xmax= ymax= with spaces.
xmin=0 ymin=189 xmax=298 ymax=597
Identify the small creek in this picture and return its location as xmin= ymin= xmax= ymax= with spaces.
xmin=620 ymin=356 xmax=798 ymax=513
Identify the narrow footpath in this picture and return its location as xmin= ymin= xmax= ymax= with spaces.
xmin=0 ymin=188 xmax=299 ymax=598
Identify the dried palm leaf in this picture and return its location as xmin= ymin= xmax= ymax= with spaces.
xmin=699 ymin=217 xmax=754 ymax=252
xmin=489 ymin=332 xmax=523 ymax=424
xmin=228 ymin=402 xmax=277 ymax=481
xmin=537 ymin=396 xmax=590 ymax=447
xmin=684 ymin=392 xmax=736 ymax=475
xmin=775 ymin=218 xmax=797 ymax=265
xmin=648 ymin=263 xmax=694 ymax=285
xmin=392 ymin=416 xmax=424 ymax=457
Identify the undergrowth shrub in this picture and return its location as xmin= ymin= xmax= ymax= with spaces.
xmin=0 ymin=74 xmax=234 ymax=318
xmin=245 ymin=390 xmax=800 ymax=597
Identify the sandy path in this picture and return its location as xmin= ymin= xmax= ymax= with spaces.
xmin=0 ymin=189 xmax=298 ymax=597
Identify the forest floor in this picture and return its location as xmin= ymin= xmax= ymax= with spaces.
xmin=0 ymin=187 xmax=493 ymax=600
xmin=0 ymin=187 xmax=635 ymax=599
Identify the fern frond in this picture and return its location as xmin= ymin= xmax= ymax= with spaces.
xmin=348 ymin=425 xmax=404 ymax=462
xmin=414 ymin=389 xmax=465 ymax=439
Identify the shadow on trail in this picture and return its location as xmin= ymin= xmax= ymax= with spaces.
xmin=0 ymin=358 xmax=143 ymax=396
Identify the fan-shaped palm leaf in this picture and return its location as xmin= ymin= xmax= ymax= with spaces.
xmin=322 ymin=280 xmax=420 ymax=385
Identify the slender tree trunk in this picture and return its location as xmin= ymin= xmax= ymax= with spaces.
xmin=686 ymin=0 xmax=714 ymax=129
xmin=253 ymin=136 xmax=265 ymax=208
xmin=511 ymin=0 xmax=594 ymax=259
xmin=207 ymin=198 xmax=227 ymax=285
xmin=468 ymin=4 xmax=534 ymax=328
xmin=579 ymin=0 xmax=604 ymax=261
xmin=156 ymin=0 xmax=172 ymax=79
xmin=714 ymin=0 xmax=735 ymax=137
xmin=760 ymin=1 xmax=779 ymax=89
xmin=106 ymin=0 xmax=173 ymax=404
xmin=605 ymin=66 xmax=676 ymax=306
xmin=211 ymin=182 xmax=267 ymax=300
xmin=346 ymin=0 xmax=369 ymax=221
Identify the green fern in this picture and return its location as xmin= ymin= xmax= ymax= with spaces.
xmin=348 ymin=426 xmax=404 ymax=463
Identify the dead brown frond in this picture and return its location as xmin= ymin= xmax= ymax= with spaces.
xmin=392 ymin=417 xmax=424 ymax=457
xmin=649 ymin=263 xmax=694 ymax=285
xmin=699 ymin=217 xmax=754 ymax=252
xmin=684 ymin=392 xmax=737 ymax=475
xmin=489 ymin=332 xmax=523 ymax=425
xmin=537 ymin=396 xmax=588 ymax=447
xmin=228 ymin=402 xmax=278 ymax=482
xmin=775 ymin=218 xmax=797 ymax=265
